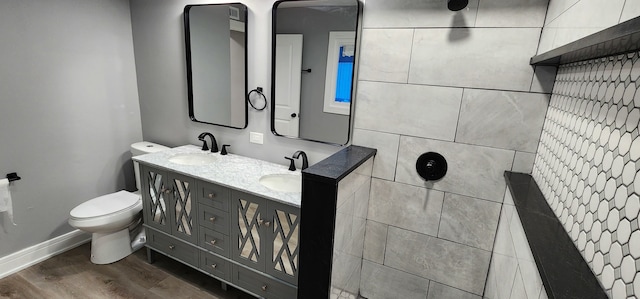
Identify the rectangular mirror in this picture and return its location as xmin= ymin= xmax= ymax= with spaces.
xmin=184 ymin=3 xmax=248 ymax=129
xmin=271 ymin=0 xmax=361 ymax=145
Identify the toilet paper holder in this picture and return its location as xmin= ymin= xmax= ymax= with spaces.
xmin=6 ymin=172 xmax=20 ymax=182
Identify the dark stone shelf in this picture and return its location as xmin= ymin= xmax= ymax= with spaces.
xmin=530 ymin=16 xmax=640 ymax=66
xmin=504 ymin=171 xmax=607 ymax=299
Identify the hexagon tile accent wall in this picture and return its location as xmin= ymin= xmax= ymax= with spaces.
xmin=532 ymin=51 xmax=640 ymax=298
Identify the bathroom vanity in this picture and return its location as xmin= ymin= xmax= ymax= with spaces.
xmin=133 ymin=145 xmax=301 ymax=299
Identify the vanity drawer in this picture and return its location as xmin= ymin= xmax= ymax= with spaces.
xmin=199 ymin=227 xmax=230 ymax=257
xmin=232 ymin=264 xmax=297 ymax=299
xmin=146 ymin=229 xmax=198 ymax=267
xmin=198 ymin=181 xmax=230 ymax=211
xmin=198 ymin=204 xmax=230 ymax=234
xmin=199 ymin=250 xmax=231 ymax=281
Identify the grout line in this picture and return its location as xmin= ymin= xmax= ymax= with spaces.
xmin=453 ymin=88 xmax=465 ymax=143
xmin=404 ymin=28 xmax=416 ymax=84
xmin=618 ymin=0 xmax=628 ymax=24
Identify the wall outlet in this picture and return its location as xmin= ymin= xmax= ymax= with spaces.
xmin=249 ymin=132 xmax=264 ymax=144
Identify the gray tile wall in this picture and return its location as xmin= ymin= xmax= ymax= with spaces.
xmin=351 ymin=0 xmax=551 ymax=297
xmin=531 ymin=52 xmax=640 ymax=298
xmin=331 ymin=158 xmax=374 ymax=299
xmin=484 ymin=191 xmax=547 ymax=299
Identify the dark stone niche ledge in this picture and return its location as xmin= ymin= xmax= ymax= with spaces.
xmin=504 ymin=171 xmax=607 ymax=299
xmin=531 ymin=16 xmax=640 ymax=66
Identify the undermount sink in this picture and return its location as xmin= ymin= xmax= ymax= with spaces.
xmin=168 ymin=153 xmax=218 ymax=165
xmin=259 ymin=174 xmax=302 ymax=193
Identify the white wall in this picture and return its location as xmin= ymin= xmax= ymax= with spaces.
xmin=538 ymin=0 xmax=640 ymax=53
xmin=130 ymin=0 xmax=342 ymax=169
xmin=0 ymin=0 xmax=143 ymax=256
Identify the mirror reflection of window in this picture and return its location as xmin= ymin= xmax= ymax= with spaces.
xmin=335 ymin=45 xmax=354 ymax=104
xmin=271 ymin=0 xmax=360 ymax=145
xmin=323 ymin=31 xmax=355 ymax=116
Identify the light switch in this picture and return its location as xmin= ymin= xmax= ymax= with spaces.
xmin=250 ymin=132 xmax=264 ymax=144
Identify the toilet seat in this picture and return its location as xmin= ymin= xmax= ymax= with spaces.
xmin=70 ymin=190 xmax=140 ymax=219
xmin=69 ymin=191 xmax=142 ymax=233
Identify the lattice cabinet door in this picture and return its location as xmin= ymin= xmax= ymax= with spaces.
xmin=231 ymin=190 xmax=267 ymax=271
xmin=265 ymin=201 xmax=300 ymax=285
xmin=168 ymin=173 xmax=198 ymax=244
xmin=140 ymin=165 xmax=171 ymax=234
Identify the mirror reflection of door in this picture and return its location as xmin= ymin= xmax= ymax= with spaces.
xmin=271 ymin=0 xmax=360 ymax=145
xmin=274 ymin=34 xmax=303 ymax=138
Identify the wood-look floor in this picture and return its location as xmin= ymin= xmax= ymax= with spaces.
xmin=0 ymin=243 xmax=256 ymax=299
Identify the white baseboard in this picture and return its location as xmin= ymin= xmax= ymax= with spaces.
xmin=0 ymin=230 xmax=90 ymax=279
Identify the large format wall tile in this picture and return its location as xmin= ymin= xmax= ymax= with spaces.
xmin=427 ymin=281 xmax=481 ymax=299
xmin=396 ymin=136 xmax=514 ymax=202
xmin=352 ymin=129 xmax=400 ymax=181
xmin=438 ymin=193 xmax=501 ymax=251
xmin=385 ymin=227 xmax=491 ymax=295
xmin=408 ymin=28 xmax=540 ymax=91
xmin=368 ymin=179 xmax=443 ymax=236
xmin=530 ymin=66 xmax=558 ymax=94
xmin=539 ymin=0 xmax=626 ymax=52
xmin=512 ymin=151 xmax=537 ymax=174
xmin=620 ymin=1 xmax=640 ymax=22
xmin=354 ymin=81 xmax=462 ymax=141
xmin=362 ymin=0 xmax=478 ymax=29
xmin=363 ymin=220 xmax=387 ymax=264
xmin=456 ymin=89 xmax=549 ymax=152
xmin=358 ymin=29 xmax=413 ymax=83
xmin=475 ymin=0 xmax=548 ymax=28
xmin=360 ymin=261 xmax=429 ymax=299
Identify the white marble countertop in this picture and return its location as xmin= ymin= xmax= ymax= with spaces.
xmin=133 ymin=145 xmax=301 ymax=207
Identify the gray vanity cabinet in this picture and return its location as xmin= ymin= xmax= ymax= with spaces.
xmin=231 ymin=191 xmax=300 ymax=286
xmin=141 ymin=164 xmax=299 ymax=299
xmin=140 ymin=165 xmax=198 ymax=244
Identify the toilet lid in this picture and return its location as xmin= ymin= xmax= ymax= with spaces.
xmin=70 ymin=190 xmax=140 ymax=218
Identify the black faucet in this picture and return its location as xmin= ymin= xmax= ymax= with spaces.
xmin=292 ymin=150 xmax=309 ymax=170
xmin=197 ymin=132 xmax=219 ymax=153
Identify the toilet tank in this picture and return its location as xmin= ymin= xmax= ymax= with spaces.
xmin=131 ymin=142 xmax=170 ymax=191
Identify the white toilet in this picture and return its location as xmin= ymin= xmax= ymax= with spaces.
xmin=69 ymin=141 xmax=169 ymax=264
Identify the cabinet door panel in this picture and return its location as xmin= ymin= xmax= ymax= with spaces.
xmin=232 ymin=191 xmax=266 ymax=271
xmin=266 ymin=202 xmax=300 ymax=285
xmin=141 ymin=166 xmax=170 ymax=234
xmin=169 ymin=174 xmax=198 ymax=243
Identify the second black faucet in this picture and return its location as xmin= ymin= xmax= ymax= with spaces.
xmin=285 ymin=150 xmax=308 ymax=171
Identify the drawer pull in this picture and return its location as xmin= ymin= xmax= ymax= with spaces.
xmin=211 ymin=264 xmax=217 ymax=269
xmin=209 ymin=217 xmax=216 ymax=222
xmin=210 ymin=239 xmax=217 ymax=246
xmin=261 ymin=285 xmax=268 ymax=291
xmin=168 ymin=245 xmax=175 ymax=250
xmin=208 ymin=193 xmax=215 ymax=199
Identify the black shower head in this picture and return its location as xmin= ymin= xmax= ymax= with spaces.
xmin=447 ymin=0 xmax=468 ymax=11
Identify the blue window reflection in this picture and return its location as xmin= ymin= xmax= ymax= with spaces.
xmin=335 ymin=46 xmax=354 ymax=103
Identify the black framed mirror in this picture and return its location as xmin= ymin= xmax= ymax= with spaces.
xmin=184 ymin=3 xmax=248 ymax=129
xmin=271 ymin=0 xmax=362 ymax=145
